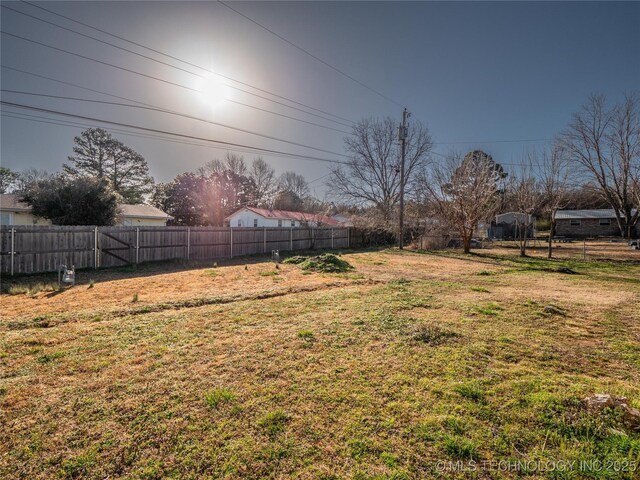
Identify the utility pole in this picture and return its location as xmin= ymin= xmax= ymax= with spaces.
xmin=398 ymin=107 xmax=410 ymax=249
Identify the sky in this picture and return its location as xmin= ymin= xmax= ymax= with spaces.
xmin=1 ymin=1 xmax=639 ymax=198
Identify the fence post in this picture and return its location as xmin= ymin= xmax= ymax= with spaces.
xmin=10 ymin=228 xmax=15 ymax=276
xmin=135 ymin=227 xmax=140 ymax=264
xmin=583 ymin=239 xmax=586 ymax=260
xmin=263 ymin=227 xmax=267 ymax=253
xmin=290 ymin=226 xmax=293 ymax=250
xmin=94 ymin=226 xmax=98 ymax=269
xmin=331 ymin=228 xmax=334 ymax=249
xmin=187 ymin=227 xmax=191 ymax=260
xmin=230 ymin=227 xmax=233 ymax=258
xmin=347 ymin=228 xmax=350 ymax=248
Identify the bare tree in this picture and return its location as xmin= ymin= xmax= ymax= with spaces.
xmin=249 ymin=157 xmax=276 ymax=206
xmin=531 ymin=144 xmax=571 ymax=258
xmin=328 ymin=117 xmax=432 ymax=226
xmin=560 ymin=93 xmax=640 ymax=238
xmin=199 ymin=152 xmax=248 ymax=178
xmin=0 ymin=167 xmax=18 ymax=194
xmin=506 ymin=168 xmax=544 ymax=257
xmin=424 ymin=152 xmax=500 ymax=253
xmin=278 ymin=171 xmax=309 ymax=198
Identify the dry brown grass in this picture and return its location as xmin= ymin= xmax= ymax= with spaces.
xmin=1 ymin=248 xmax=639 ymax=479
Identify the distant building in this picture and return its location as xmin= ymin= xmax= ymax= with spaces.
xmin=225 ymin=206 xmax=341 ymax=228
xmin=554 ymin=209 xmax=638 ymax=238
xmin=0 ymin=194 xmax=171 ymax=226
xmin=489 ymin=212 xmax=536 ymax=240
xmin=0 ymin=194 xmax=51 ymax=226
xmin=116 ymin=204 xmax=172 ymax=226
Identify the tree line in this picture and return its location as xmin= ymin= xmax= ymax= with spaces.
xmin=327 ymin=93 xmax=639 ymax=255
xmin=1 ymin=92 xmax=637 ymax=252
xmin=0 ymin=128 xmax=330 ymax=226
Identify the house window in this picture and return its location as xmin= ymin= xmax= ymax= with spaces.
xmin=599 ymin=219 xmax=611 ymax=226
xmin=291 ymin=221 xmax=296 ymax=227
xmin=0 ymin=212 xmax=12 ymax=225
xmin=277 ymin=219 xmax=282 ymax=227
xmin=237 ymin=219 xmax=242 ymax=227
xmin=570 ymin=219 xmax=581 ymax=226
xmin=253 ymin=219 xmax=258 ymax=227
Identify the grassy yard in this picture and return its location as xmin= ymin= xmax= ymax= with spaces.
xmin=1 ymin=248 xmax=639 ymax=479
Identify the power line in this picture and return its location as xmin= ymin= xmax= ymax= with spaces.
xmin=218 ymin=1 xmax=404 ymax=108
xmin=0 ymin=65 xmax=351 ymax=135
xmin=0 ymin=31 xmax=353 ymax=130
xmin=1 ymin=100 xmax=351 ymax=166
xmin=17 ymin=1 xmax=356 ymax=124
xmin=1 ymin=89 xmax=351 ymax=158
xmin=434 ymin=138 xmax=552 ymax=145
xmin=1 ymin=110 xmax=327 ymax=160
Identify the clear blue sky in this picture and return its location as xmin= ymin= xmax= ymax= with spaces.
xmin=1 ymin=1 xmax=639 ymax=198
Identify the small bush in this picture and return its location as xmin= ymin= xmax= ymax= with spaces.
xmin=132 ymin=292 xmax=139 ymax=303
xmin=204 ymin=387 xmax=236 ymax=409
xmin=88 ymin=279 xmax=95 ymax=289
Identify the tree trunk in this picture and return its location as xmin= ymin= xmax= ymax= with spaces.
xmin=463 ymin=233 xmax=472 ymax=254
xmin=547 ymin=218 xmax=554 ymax=259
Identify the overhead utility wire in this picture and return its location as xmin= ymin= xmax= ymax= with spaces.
xmin=0 ymin=65 xmax=351 ymax=135
xmin=2 ymin=4 xmax=351 ymax=128
xmin=0 ymin=31 xmax=353 ymax=130
xmin=18 ymin=0 xmax=355 ymax=124
xmin=1 ymin=89 xmax=350 ymax=158
xmin=218 ymin=1 xmax=404 ymax=108
xmin=0 ymin=101 xmax=352 ymax=166
xmin=1 ymin=110 xmax=322 ymax=159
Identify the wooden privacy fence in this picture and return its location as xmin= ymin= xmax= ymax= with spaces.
xmin=0 ymin=225 xmax=350 ymax=275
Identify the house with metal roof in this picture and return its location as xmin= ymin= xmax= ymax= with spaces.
xmin=225 ymin=206 xmax=340 ymax=228
xmin=554 ymin=209 xmax=638 ymax=238
xmin=0 ymin=194 xmax=171 ymax=226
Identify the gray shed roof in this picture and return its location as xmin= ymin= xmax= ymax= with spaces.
xmin=554 ymin=209 xmax=637 ymax=220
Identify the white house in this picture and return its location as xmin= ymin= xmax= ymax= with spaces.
xmin=0 ymin=194 xmax=171 ymax=226
xmin=225 ymin=206 xmax=340 ymax=228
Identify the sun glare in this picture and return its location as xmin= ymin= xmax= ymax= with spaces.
xmin=198 ymin=75 xmax=231 ymax=107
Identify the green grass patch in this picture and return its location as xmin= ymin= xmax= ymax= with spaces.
xmin=204 ymin=387 xmax=237 ymax=409
xmin=258 ymin=270 xmax=279 ymax=276
xmin=258 ymin=409 xmax=290 ymax=437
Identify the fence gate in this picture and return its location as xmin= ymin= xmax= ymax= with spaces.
xmin=99 ymin=228 xmax=135 ymax=267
